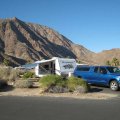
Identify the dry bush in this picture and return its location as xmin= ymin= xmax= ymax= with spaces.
xmin=67 ymin=77 xmax=90 ymax=93
xmin=0 ymin=67 xmax=11 ymax=81
xmin=14 ymin=80 xmax=33 ymax=88
xmin=9 ymin=69 xmax=19 ymax=81
xmin=0 ymin=67 xmax=19 ymax=82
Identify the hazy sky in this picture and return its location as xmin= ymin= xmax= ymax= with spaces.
xmin=0 ymin=0 xmax=120 ymax=53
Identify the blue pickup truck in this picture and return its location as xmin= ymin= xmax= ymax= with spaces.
xmin=73 ymin=65 xmax=120 ymax=91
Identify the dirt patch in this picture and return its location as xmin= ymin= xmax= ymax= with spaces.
xmin=0 ymin=87 xmax=118 ymax=100
xmin=40 ymin=93 xmax=118 ymax=100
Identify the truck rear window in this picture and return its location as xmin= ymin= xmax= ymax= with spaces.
xmin=77 ymin=66 xmax=90 ymax=71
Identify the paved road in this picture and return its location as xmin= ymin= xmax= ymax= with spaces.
xmin=0 ymin=96 xmax=120 ymax=120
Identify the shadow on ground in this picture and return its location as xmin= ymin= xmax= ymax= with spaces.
xmin=89 ymin=85 xmax=107 ymax=93
xmin=90 ymin=87 xmax=103 ymax=93
xmin=0 ymin=85 xmax=15 ymax=92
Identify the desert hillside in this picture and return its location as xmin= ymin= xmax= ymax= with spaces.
xmin=0 ymin=17 xmax=94 ymax=66
xmin=0 ymin=17 xmax=119 ymax=66
xmin=93 ymin=49 xmax=120 ymax=65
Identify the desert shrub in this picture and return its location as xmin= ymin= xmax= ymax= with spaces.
xmin=22 ymin=71 xmax=34 ymax=79
xmin=0 ymin=67 xmax=19 ymax=82
xmin=67 ymin=76 xmax=90 ymax=93
xmin=0 ymin=67 xmax=11 ymax=81
xmin=14 ymin=80 xmax=33 ymax=88
xmin=16 ymin=69 xmax=25 ymax=76
xmin=74 ymin=86 xmax=89 ymax=93
xmin=40 ymin=75 xmax=90 ymax=93
xmin=39 ymin=75 xmax=66 ymax=89
xmin=47 ymin=86 xmax=69 ymax=93
xmin=3 ymin=59 xmax=9 ymax=66
xmin=0 ymin=80 xmax=8 ymax=89
xmin=9 ymin=69 xmax=19 ymax=81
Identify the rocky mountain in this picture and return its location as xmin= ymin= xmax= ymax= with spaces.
xmin=93 ymin=49 xmax=120 ymax=65
xmin=0 ymin=17 xmax=119 ymax=66
xmin=0 ymin=17 xmax=94 ymax=66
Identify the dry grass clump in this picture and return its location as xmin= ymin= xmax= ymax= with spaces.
xmin=14 ymin=80 xmax=33 ymax=88
xmin=0 ymin=67 xmax=19 ymax=82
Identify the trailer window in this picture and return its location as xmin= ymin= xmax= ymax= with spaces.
xmin=44 ymin=65 xmax=49 ymax=70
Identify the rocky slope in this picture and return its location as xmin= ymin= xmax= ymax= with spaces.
xmin=0 ymin=17 xmax=119 ymax=66
xmin=0 ymin=17 xmax=94 ymax=66
xmin=93 ymin=49 xmax=120 ymax=65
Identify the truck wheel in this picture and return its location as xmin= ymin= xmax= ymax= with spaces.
xmin=78 ymin=76 xmax=82 ymax=78
xmin=110 ymin=80 xmax=119 ymax=91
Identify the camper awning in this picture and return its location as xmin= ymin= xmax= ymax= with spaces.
xmin=34 ymin=58 xmax=55 ymax=64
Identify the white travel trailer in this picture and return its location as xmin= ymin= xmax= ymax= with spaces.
xmin=35 ymin=57 xmax=77 ymax=77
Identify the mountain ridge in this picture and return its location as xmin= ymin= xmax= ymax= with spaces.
xmin=0 ymin=17 xmax=119 ymax=66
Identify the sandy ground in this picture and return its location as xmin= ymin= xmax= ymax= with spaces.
xmin=0 ymin=86 xmax=118 ymax=100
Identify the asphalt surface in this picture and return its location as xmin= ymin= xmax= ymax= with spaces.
xmin=0 ymin=96 xmax=120 ymax=120
xmin=90 ymin=85 xmax=120 ymax=95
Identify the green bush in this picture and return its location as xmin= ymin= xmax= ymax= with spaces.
xmin=67 ymin=76 xmax=89 ymax=92
xmin=22 ymin=71 xmax=34 ymax=79
xmin=39 ymin=75 xmax=66 ymax=89
xmin=39 ymin=75 xmax=90 ymax=93
xmin=3 ymin=59 xmax=10 ymax=66
xmin=14 ymin=80 xmax=33 ymax=88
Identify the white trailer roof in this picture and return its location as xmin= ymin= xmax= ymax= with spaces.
xmin=34 ymin=57 xmax=76 ymax=64
xmin=34 ymin=58 xmax=56 ymax=64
